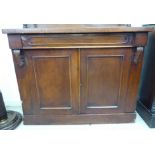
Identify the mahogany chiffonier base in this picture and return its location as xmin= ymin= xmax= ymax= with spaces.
xmin=2 ymin=25 xmax=152 ymax=125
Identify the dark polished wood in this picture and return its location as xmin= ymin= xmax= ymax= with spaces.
xmin=137 ymin=31 xmax=155 ymax=128
xmin=3 ymin=25 xmax=151 ymax=125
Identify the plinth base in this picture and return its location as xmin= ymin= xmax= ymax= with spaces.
xmin=0 ymin=111 xmax=22 ymax=130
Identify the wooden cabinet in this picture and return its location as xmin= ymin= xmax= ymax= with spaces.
xmin=2 ymin=25 xmax=151 ymax=124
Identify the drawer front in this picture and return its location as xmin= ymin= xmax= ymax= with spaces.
xmin=21 ymin=33 xmax=134 ymax=48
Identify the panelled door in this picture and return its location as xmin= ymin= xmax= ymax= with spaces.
xmin=80 ymin=48 xmax=132 ymax=114
xmin=21 ymin=49 xmax=79 ymax=115
xmin=15 ymin=48 xmax=133 ymax=115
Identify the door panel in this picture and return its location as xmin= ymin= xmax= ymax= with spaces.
xmin=25 ymin=49 xmax=79 ymax=115
xmin=33 ymin=56 xmax=71 ymax=109
xmin=80 ymin=48 xmax=132 ymax=114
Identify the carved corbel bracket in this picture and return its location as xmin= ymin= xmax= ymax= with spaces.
xmin=133 ymin=46 xmax=144 ymax=64
xmin=13 ymin=50 xmax=26 ymax=68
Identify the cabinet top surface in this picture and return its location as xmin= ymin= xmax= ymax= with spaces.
xmin=2 ymin=25 xmax=153 ymax=34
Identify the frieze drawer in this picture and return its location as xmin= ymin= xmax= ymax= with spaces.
xmin=21 ymin=33 xmax=134 ymax=48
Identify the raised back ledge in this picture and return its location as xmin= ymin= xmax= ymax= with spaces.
xmin=2 ymin=25 xmax=153 ymax=34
